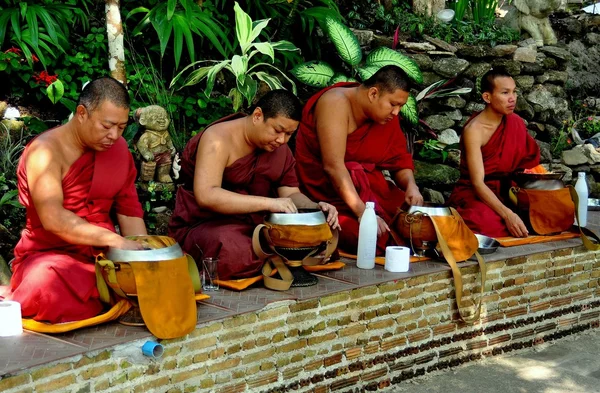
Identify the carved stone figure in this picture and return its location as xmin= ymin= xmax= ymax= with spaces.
xmin=510 ymin=0 xmax=562 ymax=47
xmin=135 ymin=105 xmax=176 ymax=183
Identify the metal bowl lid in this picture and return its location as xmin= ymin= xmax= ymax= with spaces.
xmin=408 ymin=205 xmax=452 ymax=216
xmin=106 ymin=242 xmax=184 ymax=262
xmin=265 ymin=209 xmax=326 ymax=226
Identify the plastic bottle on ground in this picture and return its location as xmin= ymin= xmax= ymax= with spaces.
xmin=357 ymin=201 xmax=377 ymax=269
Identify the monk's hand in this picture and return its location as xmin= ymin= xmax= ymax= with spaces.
xmin=405 ymin=185 xmax=424 ymax=206
xmin=504 ymin=212 xmax=529 ymax=238
xmin=376 ymin=216 xmax=390 ymax=237
xmin=318 ymin=202 xmax=341 ymax=230
xmin=112 ymin=236 xmax=146 ymax=250
xmin=270 ymin=198 xmax=298 ymax=213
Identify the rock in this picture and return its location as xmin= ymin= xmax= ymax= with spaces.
xmin=542 ymin=163 xmax=572 ymax=182
xmin=540 ymin=46 xmax=571 ymax=61
xmin=528 ymin=122 xmax=545 ymax=133
xmin=424 ymin=35 xmax=457 ymax=53
xmin=423 ymin=188 xmax=445 ymax=204
xmin=447 ymin=150 xmax=461 ymax=167
xmin=585 ymin=32 xmax=600 ymax=46
xmin=515 ymin=97 xmax=535 ymax=120
xmin=542 ymin=56 xmax=557 ymax=69
xmin=562 ymin=145 xmax=588 ymax=166
xmin=546 ymin=71 xmax=569 ymax=84
xmin=490 ymin=59 xmax=521 ymax=76
xmin=438 ymin=129 xmax=460 ymax=145
xmin=527 ymin=129 xmax=537 ymax=139
xmin=465 ymin=102 xmax=486 ymax=113
xmin=514 ymin=75 xmax=535 ymax=91
xmin=518 ymin=38 xmax=538 ymax=49
xmin=445 ymin=109 xmax=463 ymax=121
xmin=0 ymin=101 xmax=7 ymax=118
xmin=512 ymin=47 xmax=537 ymax=63
xmin=521 ymin=61 xmax=544 ymax=75
xmin=545 ymin=85 xmax=566 ymax=100
xmin=584 ymin=144 xmax=600 ymax=164
xmin=463 ymin=62 xmax=491 ymax=79
xmin=421 ymin=71 xmax=445 ymax=87
xmin=414 ymin=160 xmax=460 ymax=186
xmin=0 ymin=254 xmax=11 ymax=286
xmin=545 ymin=124 xmax=560 ymax=139
xmin=423 ymin=114 xmax=455 ymax=131
xmin=372 ymin=34 xmax=394 ymax=48
xmin=456 ymin=77 xmax=475 ymax=92
xmin=584 ymin=97 xmax=600 ymax=111
xmin=456 ymin=44 xmax=491 ymax=58
xmin=440 ymin=96 xmax=466 ymax=109
xmin=427 ymin=51 xmax=456 ymax=56
xmin=553 ymin=17 xmax=583 ymax=35
xmin=526 ymin=85 xmax=555 ymax=112
xmin=491 ymin=44 xmax=518 ymax=57
xmin=407 ymin=53 xmax=433 ymax=71
xmin=432 ymin=58 xmax=470 ymax=78
xmin=536 ymin=140 xmax=552 ymax=163
xmin=401 ymin=42 xmax=437 ymax=52
xmin=459 ymin=116 xmax=471 ymax=128
xmin=350 ymin=28 xmax=374 ymax=46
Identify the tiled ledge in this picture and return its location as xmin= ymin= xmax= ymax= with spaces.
xmin=1 ymin=213 xmax=599 ymax=381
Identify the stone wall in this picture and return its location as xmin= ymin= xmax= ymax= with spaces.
xmin=2 ymin=246 xmax=600 ymax=393
xmin=360 ymin=12 xmax=600 ymax=200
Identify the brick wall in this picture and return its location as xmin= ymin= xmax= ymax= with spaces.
xmin=2 ymin=245 xmax=600 ymax=393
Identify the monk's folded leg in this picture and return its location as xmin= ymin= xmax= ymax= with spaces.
xmin=182 ymin=219 xmax=263 ymax=281
xmin=8 ymin=253 xmax=103 ymax=323
xmin=338 ymin=214 xmax=389 ymax=256
xmin=454 ymin=200 xmax=510 ymax=238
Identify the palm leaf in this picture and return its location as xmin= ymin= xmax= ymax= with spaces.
xmin=290 ymin=60 xmax=334 ymax=88
xmin=253 ymin=71 xmax=284 ymax=90
xmin=366 ymin=47 xmax=423 ymax=84
xmin=234 ymin=2 xmax=253 ymax=54
xmin=400 ymin=95 xmax=418 ymax=125
xmin=190 ymin=12 xmax=228 ymax=57
xmin=172 ymin=14 xmax=195 ymax=68
xmin=324 ymin=17 xmax=361 ymax=66
xmin=251 ymin=42 xmax=274 ymax=62
xmin=182 ymin=66 xmax=213 ymax=87
xmin=167 ymin=0 xmax=177 ymax=20
xmin=205 ymin=60 xmax=231 ymax=97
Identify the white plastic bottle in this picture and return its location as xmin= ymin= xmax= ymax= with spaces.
xmin=575 ymin=172 xmax=589 ymax=227
xmin=357 ymin=202 xmax=377 ymax=269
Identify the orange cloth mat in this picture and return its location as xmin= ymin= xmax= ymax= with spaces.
xmin=214 ymin=261 xmax=346 ymax=291
xmin=338 ymin=251 xmax=430 ymax=265
xmin=495 ymin=231 xmax=580 ymax=247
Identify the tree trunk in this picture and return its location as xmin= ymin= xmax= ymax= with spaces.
xmin=106 ymin=0 xmax=127 ymax=85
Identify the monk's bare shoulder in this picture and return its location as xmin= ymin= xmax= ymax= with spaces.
xmin=26 ymin=128 xmax=65 ymax=171
xmin=315 ymin=88 xmax=352 ymax=118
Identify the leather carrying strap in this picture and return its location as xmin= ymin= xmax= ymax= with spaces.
xmin=569 ymin=185 xmax=600 ymax=250
xmin=252 ymin=224 xmax=339 ymax=291
xmin=429 ymin=208 xmax=487 ymax=324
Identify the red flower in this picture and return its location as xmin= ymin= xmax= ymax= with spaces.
xmin=33 ymin=70 xmax=58 ymax=86
xmin=5 ymin=47 xmax=21 ymax=55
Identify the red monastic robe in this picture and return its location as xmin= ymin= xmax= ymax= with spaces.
xmin=168 ymin=114 xmax=299 ymax=280
xmin=295 ymin=83 xmax=414 ymax=254
xmin=2 ymin=137 xmax=143 ymax=323
xmin=448 ymin=113 xmax=540 ymax=237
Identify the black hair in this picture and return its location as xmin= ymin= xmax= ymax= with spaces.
xmin=77 ymin=77 xmax=130 ymax=112
xmin=363 ymin=65 xmax=411 ymax=94
xmin=254 ymin=89 xmax=302 ymax=122
xmin=480 ymin=67 xmax=513 ymax=94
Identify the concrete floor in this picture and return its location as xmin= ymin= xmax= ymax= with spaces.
xmin=396 ymin=329 xmax=600 ymax=393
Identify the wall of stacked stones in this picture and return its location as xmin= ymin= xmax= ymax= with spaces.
xmin=2 ymin=245 xmax=600 ymax=393
xmin=356 ymin=13 xmax=600 ymax=201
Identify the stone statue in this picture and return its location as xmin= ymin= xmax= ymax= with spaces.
xmin=511 ymin=0 xmax=562 ymax=47
xmin=135 ymin=105 xmax=176 ymax=183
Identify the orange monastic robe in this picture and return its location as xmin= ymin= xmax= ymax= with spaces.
xmin=295 ymin=83 xmax=414 ymax=254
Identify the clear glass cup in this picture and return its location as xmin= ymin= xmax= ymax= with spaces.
xmin=201 ymin=257 xmax=219 ymax=291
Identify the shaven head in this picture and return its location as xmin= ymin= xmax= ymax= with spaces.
xmin=254 ymin=89 xmax=302 ymax=122
xmin=363 ymin=65 xmax=412 ymax=94
xmin=480 ymin=67 xmax=512 ymax=94
xmin=77 ymin=77 xmax=130 ymax=113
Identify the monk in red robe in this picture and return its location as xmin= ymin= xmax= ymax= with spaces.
xmin=448 ymin=68 xmax=540 ymax=238
xmin=168 ymin=90 xmax=340 ymax=281
xmin=1 ymin=77 xmax=147 ymax=323
xmin=295 ymin=65 xmax=423 ymax=254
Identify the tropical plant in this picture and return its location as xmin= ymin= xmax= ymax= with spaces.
xmin=171 ymin=2 xmax=299 ymax=112
xmin=126 ymin=0 xmax=230 ymax=69
xmin=0 ymin=0 xmax=92 ymax=67
xmin=291 ymin=17 xmax=423 ymax=124
xmin=472 ymin=0 xmax=499 ymax=24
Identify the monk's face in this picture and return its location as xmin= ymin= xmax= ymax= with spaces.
xmin=255 ymin=114 xmax=299 ymax=152
xmin=78 ymin=100 xmax=129 ymax=151
xmin=484 ymin=77 xmax=517 ymax=115
xmin=368 ymin=87 xmax=410 ymax=124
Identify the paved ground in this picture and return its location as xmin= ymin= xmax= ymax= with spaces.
xmin=396 ymin=329 xmax=600 ymax=393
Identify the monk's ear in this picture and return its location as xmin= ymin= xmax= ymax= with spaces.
xmin=75 ymin=104 xmax=88 ymax=122
xmin=253 ymin=107 xmax=264 ymax=123
xmin=367 ymin=87 xmax=379 ymax=103
xmin=482 ymin=91 xmax=492 ymax=105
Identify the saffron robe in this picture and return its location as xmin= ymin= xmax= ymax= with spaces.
xmin=295 ymin=83 xmax=415 ymax=254
xmin=168 ymin=114 xmax=299 ymax=281
xmin=3 ymin=137 xmax=143 ymax=323
xmin=448 ymin=113 xmax=540 ymax=237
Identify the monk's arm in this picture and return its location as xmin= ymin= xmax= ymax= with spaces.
xmin=26 ymin=143 xmax=142 ymax=249
xmin=392 ymin=169 xmax=423 ymax=206
xmin=193 ymin=133 xmax=296 ymax=214
xmin=463 ymin=126 xmax=528 ymax=237
xmin=117 ymin=215 xmax=147 ymax=236
xmin=315 ymin=95 xmax=365 ymax=218
xmin=279 ymin=187 xmax=340 ymax=229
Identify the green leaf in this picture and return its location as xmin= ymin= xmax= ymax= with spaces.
xmin=291 ymin=60 xmax=335 ymax=88
xmin=229 ymin=88 xmax=244 ymax=112
xmin=325 ymin=17 xmax=361 ymax=66
xmin=329 ymin=73 xmax=355 ymax=84
xmin=0 ymin=62 xmax=7 ymax=72
xmin=356 ymin=65 xmax=380 ymax=81
xmin=182 ymin=65 xmax=213 ymax=87
xmin=254 ymin=71 xmax=284 ymax=91
xmin=167 ymin=0 xmax=177 ymax=20
xmin=205 ymin=60 xmax=231 ymax=97
xmin=251 ymin=42 xmax=274 ymax=62
xmin=248 ymin=18 xmax=270 ymax=47
xmin=231 ymin=54 xmax=248 ymax=83
xmin=271 ymin=40 xmax=298 ymax=52
xmin=400 ymin=95 xmax=418 ymax=126
xmin=46 ymin=79 xmax=64 ymax=104
xmin=366 ymin=47 xmax=423 ymax=84
xmin=234 ymin=1 xmax=253 ymax=54
xmin=238 ymin=78 xmax=258 ymax=107
xmin=416 ymin=79 xmax=447 ymax=101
